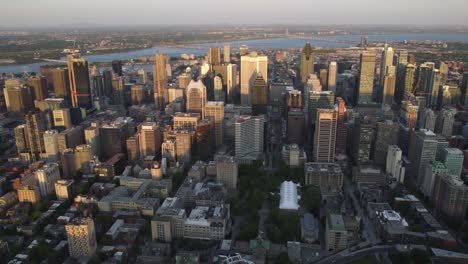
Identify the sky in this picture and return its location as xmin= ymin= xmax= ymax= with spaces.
xmin=1 ymin=0 xmax=467 ymax=28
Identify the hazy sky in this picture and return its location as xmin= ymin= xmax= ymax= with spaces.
xmin=2 ymin=0 xmax=467 ymax=27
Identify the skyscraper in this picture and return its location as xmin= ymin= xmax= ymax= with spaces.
xmin=53 ymin=109 xmax=72 ymax=129
xmin=382 ymin=74 xmax=396 ymax=107
xmin=205 ymin=101 xmax=225 ymax=147
xmin=35 ymin=163 xmax=61 ymax=198
xmin=287 ymin=108 xmax=305 ymax=146
xmin=335 ymin=97 xmax=347 ymax=155
xmin=300 ymin=43 xmax=314 ymax=83
xmin=27 ymin=76 xmax=48 ymax=101
xmin=235 ymin=115 xmax=265 ymax=161
xmin=223 ymin=43 xmax=230 ymax=63
xmin=67 ymin=56 xmax=92 ymax=109
xmin=357 ymin=52 xmax=376 ymax=104
xmin=25 ymin=110 xmax=46 ymax=156
xmin=52 ymin=68 xmax=70 ymax=98
xmin=240 ymin=52 xmax=268 ymax=106
xmin=3 ymin=86 xmax=33 ymax=113
xmin=126 ymin=135 xmax=140 ymax=161
xmin=153 ymin=53 xmax=168 ymax=110
xmin=186 ymin=80 xmax=207 ymax=118
xmin=433 ymin=174 xmax=468 ymax=223
xmin=208 ymin=47 xmax=221 ymax=65
xmin=111 ymin=60 xmax=123 ymax=76
xmin=251 ymin=73 xmax=268 ymax=115
xmin=313 ymin=109 xmax=337 ymax=162
xmin=373 ymin=120 xmax=399 ymax=166
xmin=328 ymin=62 xmax=337 ymax=92
xmin=43 ymin=130 xmax=59 ymax=162
xmin=409 ymin=129 xmax=438 ymax=187
xmin=66 ymin=218 xmax=97 ymax=259
xmin=139 ymin=122 xmax=161 ymax=157
xmin=213 ymin=76 xmax=225 ymax=102
xmin=379 ymin=45 xmax=394 ymax=89
xmin=308 ymin=91 xmax=335 ymax=124
xmin=440 ymin=148 xmax=464 ymax=178
xmin=386 ymin=145 xmax=405 ymax=183
xmin=352 ymin=116 xmax=375 ymax=165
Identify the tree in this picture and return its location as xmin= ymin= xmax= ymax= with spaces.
xmin=302 ymin=186 xmax=321 ymax=212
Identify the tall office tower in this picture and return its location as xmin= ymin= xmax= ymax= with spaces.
xmin=409 ymin=129 xmax=438 ymax=187
xmin=300 ymin=43 xmax=314 ymax=83
xmin=441 ymin=148 xmax=464 ymax=178
xmin=174 ymin=131 xmax=192 ymax=164
xmin=382 ymin=74 xmax=396 ymax=107
xmin=251 ymin=73 xmax=268 ymax=115
xmin=84 ymin=126 xmax=100 ymax=156
xmin=173 ymin=112 xmax=200 ymax=131
xmin=99 ymin=120 xmax=129 ymax=159
xmin=25 ymin=110 xmax=46 ymax=155
xmin=111 ymin=60 xmax=123 ymax=76
xmin=66 ymin=218 xmax=97 ymax=259
xmin=67 ymin=56 xmax=92 ymax=109
xmin=153 ymin=53 xmax=168 ymax=110
xmin=35 ymin=163 xmax=60 ymax=198
xmin=239 ymin=45 xmax=249 ymax=56
xmin=61 ymin=145 xmax=93 ymax=179
xmin=205 ymin=102 xmax=224 ymax=147
xmin=18 ymin=185 xmax=41 ymax=204
xmin=287 ymin=108 xmax=305 ymax=146
xmin=213 ymin=76 xmax=225 ymax=102
xmin=240 ymin=52 xmax=268 ymax=106
xmin=428 ymin=70 xmax=442 ymax=108
xmin=57 ymin=126 xmax=85 ymax=153
xmin=92 ymin=75 xmax=104 ymax=97
xmin=89 ymin=65 xmax=99 ymax=77
xmin=422 ymin=161 xmax=447 ymax=198
xmin=328 ymin=62 xmax=337 ymax=92
xmin=397 ymin=50 xmax=408 ymax=65
xmin=441 ymin=84 xmax=461 ymax=107
xmin=420 ymin=108 xmax=436 ymax=131
xmin=396 ymin=63 xmax=415 ymax=101
xmin=373 ymin=120 xmax=399 ymax=166
xmin=309 ymin=91 xmax=334 ymax=124
xmin=352 ymin=116 xmax=375 ymax=165
xmin=433 ymin=174 xmax=468 ymax=223
xmin=43 ymin=130 xmax=59 ymax=162
xmin=52 ymin=68 xmax=70 ymax=98
xmin=102 ymin=70 xmax=113 ymax=97
xmin=195 ymin=119 xmax=215 ymax=160
xmin=14 ymin=125 xmax=28 ymax=153
xmin=178 ymin=73 xmax=191 ymax=90
xmin=319 ymin=69 xmax=328 ymax=90
xmin=3 ymin=86 xmax=33 ymax=113
xmin=435 ymin=108 xmax=456 ymax=137
xmin=53 ymin=109 xmax=72 ymax=129
xmin=386 ymin=145 xmax=405 ymax=183
xmin=313 ymin=109 xmax=337 ymax=162
xmin=126 ymin=135 xmax=140 ymax=161
xmin=287 ymin=90 xmax=302 ymax=109
xmin=335 ymin=97 xmax=347 ymax=155
xmin=139 ymin=122 xmax=161 ymax=157
xmin=186 ymin=80 xmax=207 ymax=118
xmin=379 ymin=45 xmax=394 ymax=88
xmin=27 ymin=76 xmax=48 ymax=101
xmin=131 ymin=85 xmax=145 ymax=105
xmin=112 ymin=77 xmax=125 ymax=106
xmin=55 ymin=180 xmax=74 ymax=200
xmin=167 ymin=87 xmax=184 ymax=104
xmin=400 ymin=100 xmax=419 ymax=130
xmin=235 ymin=115 xmax=265 ymax=161
xmin=226 ymin=63 xmax=237 ymax=103
xmin=209 ymin=47 xmax=221 ymax=65
xmin=357 ymin=52 xmax=376 ymax=104
xmin=161 ymin=139 xmax=177 ymax=163
xmin=216 ymin=155 xmax=238 ymax=190
xmin=223 ymin=43 xmax=230 ymax=63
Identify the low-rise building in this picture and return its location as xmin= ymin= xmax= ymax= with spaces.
xmin=305 ymin=162 xmax=343 ymax=188
xmin=325 ymin=213 xmax=347 ymax=251
xmin=183 ymin=205 xmax=229 ymax=240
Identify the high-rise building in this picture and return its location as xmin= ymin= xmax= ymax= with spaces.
xmin=435 ymin=108 xmax=456 ymax=137
xmin=57 ymin=126 xmax=85 ymax=153
xmin=433 ymin=175 xmax=468 ymax=223
xmin=440 ymin=148 xmax=464 ymax=178
xmin=102 ymin=70 xmax=113 ymax=98
xmin=84 ymin=126 xmax=100 ymax=156
xmin=287 ymin=108 xmax=304 ymax=146
xmin=126 ymin=135 xmax=140 ymax=161
xmin=409 ymin=129 xmax=438 ymax=187
xmin=240 ymin=45 xmax=249 ymax=56
xmin=352 ymin=116 xmax=375 ymax=165
xmin=139 ymin=122 xmax=161 ymax=157
xmin=205 ymin=101 xmax=225 ymax=147
xmin=55 ymin=179 xmax=74 ymax=200
xmin=379 ymin=45 xmax=394 ymax=89
xmin=357 ymin=52 xmax=376 ymax=104
xmin=174 ymin=131 xmax=192 ymax=164
xmin=161 ymin=139 xmax=177 ymax=163
xmin=27 ymin=76 xmax=48 ymax=101
xmin=215 ymin=155 xmax=238 ymax=190
xmin=52 ymin=68 xmax=70 ymax=98
xmin=18 ymin=185 xmax=41 ymax=204
xmin=66 ymin=218 xmax=97 ymax=259
xmin=213 ymin=76 xmax=225 ymax=102
xmin=186 ymin=80 xmax=207 ymax=118
xmin=208 ymin=47 xmax=221 ymax=65
xmin=112 ymin=60 xmax=123 ymax=76
xmin=153 ymin=53 xmax=168 ymax=110
xmin=43 ymin=130 xmax=59 ymax=162
xmin=386 ymin=145 xmax=405 ymax=183
xmin=308 ymin=91 xmax=334 ymax=124
xmin=420 ymin=108 xmax=436 ymax=132
xmin=313 ymin=109 xmax=337 ymax=162
xmin=373 ymin=120 xmax=399 ymax=166
xmin=53 ymin=109 xmax=72 ymax=129
xmin=25 ymin=110 xmax=46 ymax=155
xmin=131 ymin=84 xmax=145 ymax=105
xmin=92 ymin=75 xmax=104 ymax=96
xmin=300 ymin=43 xmax=314 ymax=83
xmin=335 ymin=98 xmax=347 ymax=155
xmin=14 ymin=125 xmax=28 ymax=153
xmin=319 ymin=69 xmax=328 ymax=90
xmin=422 ymin=161 xmax=447 ymax=198
xmin=251 ymin=73 xmax=268 ymax=115
xmin=235 ymin=115 xmax=265 ymax=162
xmin=223 ymin=43 xmax=230 ymax=63
xmin=36 ymin=163 xmax=60 ymax=198
xmin=328 ymin=62 xmax=337 ymax=92
xmin=99 ymin=120 xmax=129 ymax=159
xmin=240 ymin=52 xmax=268 ymax=106
xmin=195 ymin=119 xmax=215 ymax=160
xmin=3 ymin=86 xmax=33 ymax=113
xmin=67 ymin=56 xmax=92 ymax=109
xmin=173 ymin=112 xmax=201 ymax=131
xmin=382 ymin=74 xmax=396 ymax=107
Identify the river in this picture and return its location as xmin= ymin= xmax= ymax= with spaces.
xmin=1 ymin=33 xmax=468 ymax=74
